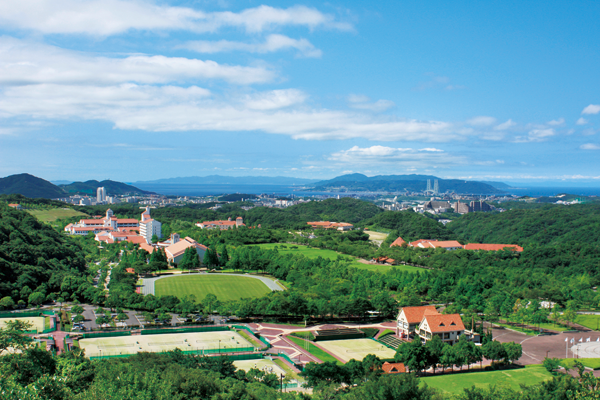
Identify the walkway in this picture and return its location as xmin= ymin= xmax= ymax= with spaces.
xmin=140 ymin=273 xmax=284 ymax=295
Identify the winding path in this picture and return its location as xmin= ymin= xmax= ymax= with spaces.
xmin=140 ymin=273 xmax=284 ymax=296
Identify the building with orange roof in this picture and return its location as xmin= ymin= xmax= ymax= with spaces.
xmin=196 ymin=217 xmax=245 ymax=230
xmin=66 ymin=209 xmax=140 ymax=235
xmin=417 ymin=313 xmax=465 ymax=344
xmin=463 ymin=243 xmax=524 ymax=252
xmin=307 ymin=221 xmax=354 ymax=231
xmin=408 ymin=239 xmax=463 ymax=250
xmin=164 ymin=235 xmax=208 ymax=265
xmin=390 ymin=236 xmax=406 ymax=247
xmin=382 ymin=362 xmax=406 ymax=374
xmin=397 ymin=306 xmax=439 ymax=337
xmin=8 ymin=203 xmax=23 ymax=210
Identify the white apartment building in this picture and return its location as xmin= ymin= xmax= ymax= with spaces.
xmin=139 ymin=207 xmax=162 ymax=243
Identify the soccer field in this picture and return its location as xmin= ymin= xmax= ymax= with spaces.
xmin=79 ymin=331 xmax=254 ymax=358
xmin=233 ymin=359 xmax=287 ymax=376
xmin=154 ymin=274 xmax=271 ymax=301
xmin=316 ymin=339 xmax=397 ymax=363
xmin=0 ymin=317 xmax=45 ymax=333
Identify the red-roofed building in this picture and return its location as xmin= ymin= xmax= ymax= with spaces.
xmin=463 ymin=243 xmax=524 ymax=252
xmin=196 ymin=217 xmax=245 ymax=230
xmin=125 ymin=268 xmax=136 ymax=274
xmin=397 ymin=306 xmax=439 ymax=337
xmin=8 ymin=203 xmax=23 ymax=210
xmin=165 ymin=235 xmax=208 ymax=265
xmin=382 ymin=362 xmax=406 ymax=374
xmin=408 ymin=239 xmax=463 ymax=250
xmin=417 ymin=313 xmax=465 ymax=344
xmin=307 ymin=221 xmax=354 ymax=231
xmin=66 ymin=209 xmax=140 ymax=235
xmin=390 ymin=237 xmax=406 ymax=247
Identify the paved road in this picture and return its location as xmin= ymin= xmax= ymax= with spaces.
xmin=140 ymin=273 xmax=284 ymax=295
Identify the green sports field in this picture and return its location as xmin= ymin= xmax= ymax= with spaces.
xmin=154 ymin=274 xmax=272 ymax=302
xmin=420 ymin=365 xmax=553 ymax=395
xmin=233 ymin=359 xmax=288 ymax=376
xmin=26 ymin=208 xmax=87 ymax=223
xmin=0 ymin=317 xmax=46 ymax=333
xmin=254 ymin=244 xmax=421 ymax=273
xmin=316 ymin=339 xmax=396 ymax=363
xmin=79 ymin=331 xmax=254 ymax=358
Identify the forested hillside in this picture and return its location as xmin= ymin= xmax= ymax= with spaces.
xmin=0 ymin=173 xmax=66 ymax=198
xmin=360 ymin=210 xmax=456 ymax=243
xmin=0 ymin=203 xmax=89 ymax=303
xmin=447 ymin=204 xmax=600 ymax=246
xmin=74 ymin=198 xmax=382 ymax=230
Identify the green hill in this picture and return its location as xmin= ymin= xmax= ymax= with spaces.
xmin=60 ymin=179 xmax=154 ymax=196
xmin=447 ymin=203 xmax=600 ymax=246
xmin=0 ymin=173 xmax=66 ymax=199
xmin=360 ymin=210 xmax=456 ymax=243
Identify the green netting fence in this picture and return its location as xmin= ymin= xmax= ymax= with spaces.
xmin=232 ymin=325 xmax=270 ymax=349
xmin=82 ymin=331 xmax=132 ymax=339
xmin=141 ymin=326 xmax=229 ymax=335
xmin=372 ymin=338 xmax=397 ymax=351
xmin=277 ymin=351 xmax=304 ymax=371
xmin=0 ymin=311 xmax=44 ymax=319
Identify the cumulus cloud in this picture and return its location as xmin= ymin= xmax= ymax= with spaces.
xmin=0 ymin=1 xmax=351 ymax=35
xmin=0 ymin=37 xmax=274 ymax=85
xmin=183 ymin=34 xmax=322 ymax=58
xmin=582 ymin=104 xmax=600 ymax=115
xmin=347 ymin=94 xmax=395 ymax=112
xmin=494 ymin=119 xmax=517 ymax=131
xmin=547 ymin=118 xmax=565 ymax=126
xmin=580 ymin=143 xmax=600 ymax=150
xmin=241 ymin=89 xmax=308 ymax=110
xmin=328 ymin=145 xmax=467 ymax=167
xmin=576 ymin=117 xmax=588 ymax=125
xmin=467 ymin=116 xmax=497 ymax=126
xmin=513 ymin=129 xmax=555 ymax=143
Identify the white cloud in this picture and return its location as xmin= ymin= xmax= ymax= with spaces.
xmin=494 ymin=119 xmax=516 ymax=131
xmin=547 ymin=118 xmax=565 ymax=126
xmin=242 ymin=89 xmax=307 ymax=110
xmin=583 ymin=128 xmax=597 ymax=136
xmin=467 ymin=116 xmax=497 ymax=126
xmin=582 ymin=104 xmax=600 ymax=115
xmin=328 ymin=145 xmax=467 ymax=167
xmin=0 ymin=1 xmax=351 ymax=35
xmin=183 ymin=34 xmax=322 ymax=58
xmin=581 ymin=143 xmax=600 ymax=150
xmin=413 ymin=74 xmax=449 ymax=91
xmin=347 ymin=94 xmax=395 ymax=112
xmin=0 ymin=37 xmax=274 ymax=85
xmin=513 ymin=128 xmax=555 ymax=143
xmin=576 ymin=117 xmax=588 ymax=125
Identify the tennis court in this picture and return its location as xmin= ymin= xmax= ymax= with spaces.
xmin=79 ymin=331 xmax=254 ymax=358
xmin=233 ymin=359 xmax=287 ymax=376
xmin=316 ymin=339 xmax=396 ymax=363
xmin=0 ymin=317 xmax=46 ymax=333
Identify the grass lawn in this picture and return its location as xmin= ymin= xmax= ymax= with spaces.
xmin=27 ymin=208 xmax=87 ymax=223
xmin=560 ymin=358 xmax=600 ymax=370
xmin=420 ymin=365 xmax=553 ymax=395
xmin=287 ymin=336 xmax=342 ymax=365
xmin=253 ymin=243 xmax=422 ymax=273
xmin=273 ymin=358 xmax=303 ymax=381
xmin=573 ymin=314 xmax=600 ymax=331
xmin=154 ymin=274 xmax=271 ymax=302
xmin=236 ymin=329 xmax=265 ymax=349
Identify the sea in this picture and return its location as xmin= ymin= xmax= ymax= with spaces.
xmin=133 ymin=183 xmax=600 ymax=198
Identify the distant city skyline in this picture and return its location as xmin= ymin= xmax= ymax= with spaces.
xmin=1 ymin=1 xmax=599 ymax=184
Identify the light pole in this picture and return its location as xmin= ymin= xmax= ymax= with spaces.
xmin=218 ymin=339 xmax=221 ymax=354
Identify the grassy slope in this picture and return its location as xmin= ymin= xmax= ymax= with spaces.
xmin=27 ymin=208 xmax=87 ymax=223
xmin=420 ymin=365 xmax=553 ymax=395
xmin=287 ymin=336 xmax=342 ymax=365
xmin=154 ymin=275 xmax=271 ymax=302
xmin=254 ymin=243 xmax=421 ymax=273
xmin=560 ymin=358 xmax=600 ymax=370
xmin=573 ymin=314 xmax=600 ymax=331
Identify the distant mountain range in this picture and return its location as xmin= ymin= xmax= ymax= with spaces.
xmin=135 ymin=175 xmax=319 ymax=185
xmin=0 ymin=173 xmax=67 ymax=199
xmin=0 ymin=174 xmax=153 ymax=199
xmin=311 ymin=173 xmax=507 ymax=194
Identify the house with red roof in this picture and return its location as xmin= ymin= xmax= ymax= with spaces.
xmin=408 ymin=239 xmax=463 ymax=250
xmin=390 ymin=236 xmax=406 ymax=247
xmin=382 ymin=362 xmax=406 ymax=374
xmin=307 ymin=221 xmax=354 ymax=231
xmin=417 ymin=313 xmax=465 ymax=345
xmin=463 ymin=243 xmax=524 ymax=252
xmin=396 ymin=305 xmax=439 ymax=337
xmin=164 ymin=235 xmax=208 ymax=265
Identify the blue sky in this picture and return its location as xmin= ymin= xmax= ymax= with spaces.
xmin=0 ymin=0 xmax=599 ymax=184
